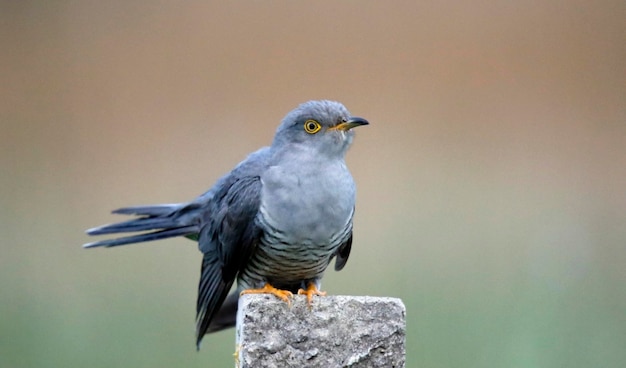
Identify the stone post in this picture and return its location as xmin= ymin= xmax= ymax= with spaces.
xmin=236 ymin=294 xmax=406 ymax=367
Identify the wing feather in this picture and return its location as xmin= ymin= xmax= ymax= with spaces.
xmin=194 ymin=175 xmax=263 ymax=348
xmin=334 ymin=232 xmax=353 ymax=271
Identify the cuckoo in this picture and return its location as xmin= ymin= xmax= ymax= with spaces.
xmin=84 ymin=100 xmax=369 ymax=348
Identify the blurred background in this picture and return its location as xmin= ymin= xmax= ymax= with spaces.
xmin=2 ymin=1 xmax=625 ymax=367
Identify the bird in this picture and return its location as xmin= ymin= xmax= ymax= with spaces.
xmin=84 ymin=100 xmax=369 ymax=349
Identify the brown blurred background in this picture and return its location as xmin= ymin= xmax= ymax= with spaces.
xmin=1 ymin=1 xmax=625 ymax=367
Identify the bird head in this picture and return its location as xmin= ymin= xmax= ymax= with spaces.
xmin=272 ymin=100 xmax=369 ymax=157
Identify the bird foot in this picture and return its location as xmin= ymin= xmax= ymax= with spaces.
xmin=297 ymin=283 xmax=327 ymax=307
xmin=233 ymin=344 xmax=241 ymax=368
xmin=240 ymin=283 xmax=293 ymax=305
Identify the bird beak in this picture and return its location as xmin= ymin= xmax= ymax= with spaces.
xmin=330 ymin=117 xmax=369 ymax=131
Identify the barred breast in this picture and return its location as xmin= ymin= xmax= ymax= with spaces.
xmin=237 ymin=160 xmax=355 ymax=291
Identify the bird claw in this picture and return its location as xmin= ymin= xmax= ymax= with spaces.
xmin=297 ymin=283 xmax=327 ymax=307
xmin=240 ymin=283 xmax=294 ymax=306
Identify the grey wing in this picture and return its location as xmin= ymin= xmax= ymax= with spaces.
xmin=195 ymin=174 xmax=263 ymax=348
xmin=334 ymin=232 xmax=353 ymax=271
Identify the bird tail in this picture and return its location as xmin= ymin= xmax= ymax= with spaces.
xmin=84 ymin=203 xmax=200 ymax=248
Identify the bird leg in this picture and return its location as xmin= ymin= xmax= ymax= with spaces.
xmin=240 ymin=283 xmax=293 ymax=305
xmin=297 ymin=282 xmax=327 ymax=306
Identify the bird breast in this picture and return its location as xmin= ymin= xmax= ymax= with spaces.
xmin=259 ymin=160 xmax=355 ymax=245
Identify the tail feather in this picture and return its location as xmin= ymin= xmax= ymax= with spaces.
xmin=112 ymin=204 xmax=181 ymax=216
xmin=86 ymin=218 xmax=179 ymax=236
xmin=84 ymin=203 xmax=200 ymax=248
xmin=83 ymin=226 xmax=198 ymax=248
xmin=205 ymin=291 xmax=239 ymax=334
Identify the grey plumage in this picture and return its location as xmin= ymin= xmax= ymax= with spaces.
xmin=84 ymin=100 xmax=368 ymax=349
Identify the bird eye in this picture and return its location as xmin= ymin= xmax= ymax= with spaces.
xmin=304 ymin=120 xmax=322 ymax=134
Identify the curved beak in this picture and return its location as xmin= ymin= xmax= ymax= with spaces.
xmin=330 ymin=117 xmax=370 ymax=131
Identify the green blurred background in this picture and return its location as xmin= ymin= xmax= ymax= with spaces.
xmin=2 ymin=1 xmax=625 ymax=367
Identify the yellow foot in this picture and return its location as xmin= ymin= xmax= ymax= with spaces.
xmin=233 ymin=344 xmax=240 ymax=368
xmin=297 ymin=283 xmax=327 ymax=306
xmin=240 ymin=283 xmax=294 ymax=305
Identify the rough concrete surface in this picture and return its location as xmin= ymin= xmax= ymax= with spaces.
xmin=236 ymin=295 xmax=406 ymax=368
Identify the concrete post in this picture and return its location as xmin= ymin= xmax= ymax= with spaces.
xmin=236 ymin=294 xmax=406 ymax=367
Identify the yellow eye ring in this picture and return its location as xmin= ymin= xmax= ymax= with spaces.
xmin=304 ymin=120 xmax=322 ymax=134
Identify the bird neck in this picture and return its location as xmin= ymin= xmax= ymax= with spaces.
xmin=271 ymin=142 xmax=348 ymax=165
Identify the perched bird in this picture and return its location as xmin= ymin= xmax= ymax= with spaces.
xmin=84 ymin=100 xmax=368 ymax=349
